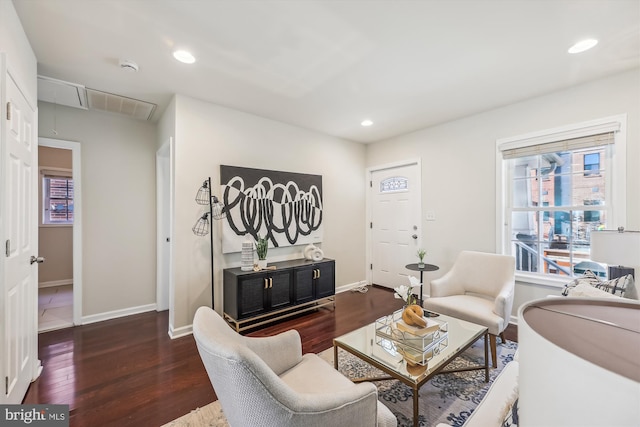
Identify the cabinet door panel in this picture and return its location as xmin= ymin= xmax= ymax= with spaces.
xmin=315 ymin=261 xmax=335 ymax=298
xmin=294 ymin=267 xmax=315 ymax=304
xmin=269 ymin=271 xmax=292 ymax=310
xmin=238 ymin=275 xmax=267 ymax=318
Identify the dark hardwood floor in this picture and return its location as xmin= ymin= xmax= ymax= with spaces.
xmin=24 ymin=285 xmax=517 ymax=426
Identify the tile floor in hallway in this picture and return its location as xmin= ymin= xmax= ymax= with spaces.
xmin=38 ymin=284 xmax=73 ymax=332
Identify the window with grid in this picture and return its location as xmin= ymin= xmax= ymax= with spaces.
xmin=497 ymin=117 xmax=626 ymax=282
xmin=43 ymin=174 xmax=74 ymax=225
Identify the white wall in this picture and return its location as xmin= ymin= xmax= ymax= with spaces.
xmin=366 ymin=69 xmax=640 ymax=320
xmin=169 ymin=95 xmax=367 ymax=330
xmin=38 ymin=102 xmax=158 ymax=319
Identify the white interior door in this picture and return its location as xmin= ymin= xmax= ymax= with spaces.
xmin=370 ymin=162 xmax=421 ymax=289
xmin=2 ymin=70 xmax=39 ymax=403
xmin=156 ymin=139 xmax=172 ymax=312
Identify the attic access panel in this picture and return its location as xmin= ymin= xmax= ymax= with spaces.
xmin=37 ymin=75 xmax=88 ymax=109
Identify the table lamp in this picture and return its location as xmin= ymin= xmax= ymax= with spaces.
xmin=590 ymin=228 xmax=640 ymax=279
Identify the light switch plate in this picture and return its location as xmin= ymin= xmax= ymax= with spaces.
xmin=426 ymin=210 xmax=436 ymax=221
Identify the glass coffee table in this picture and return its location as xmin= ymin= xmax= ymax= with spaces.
xmin=333 ymin=310 xmax=489 ymax=427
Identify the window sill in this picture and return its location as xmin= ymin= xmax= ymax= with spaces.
xmin=515 ymin=272 xmax=572 ymax=289
xmin=40 ymin=224 xmax=73 ymax=228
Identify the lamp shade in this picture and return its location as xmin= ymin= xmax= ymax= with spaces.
xmin=192 ymin=212 xmax=210 ymax=236
xmin=195 ymin=180 xmax=211 ymax=205
xmin=590 ymin=230 xmax=640 ymax=269
xmin=518 ymin=298 xmax=640 ymax=426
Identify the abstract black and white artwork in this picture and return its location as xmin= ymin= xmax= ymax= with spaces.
xmin=220 ymin=165 xmax=323 ymax=254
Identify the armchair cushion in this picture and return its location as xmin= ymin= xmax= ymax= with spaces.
xmin=424 ymin=295 xmax=506 ymax=335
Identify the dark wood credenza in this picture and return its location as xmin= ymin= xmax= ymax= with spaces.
xmin=223 ymin=258 xmax=336 ymax=332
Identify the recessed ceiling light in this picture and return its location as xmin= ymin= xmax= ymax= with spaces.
xmin=361 ymin=119 xmax=373 ymax=127
xmin=568 ymin=39 xmax=598 ymax=54
xmin=173 ymin=50 xmax=196 ymax=64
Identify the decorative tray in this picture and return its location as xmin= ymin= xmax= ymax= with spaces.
xmin=374 ymin=309 xmax=449 ymax=365
xmin=375 ymin=333 xmax=449 ymax=366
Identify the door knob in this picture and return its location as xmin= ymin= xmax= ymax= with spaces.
xmin=30 ymin=256 xmax=45 ymax=265
xmin=411 ymin=234 xmax=418 ymax=239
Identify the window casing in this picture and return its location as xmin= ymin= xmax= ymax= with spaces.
xmin=496 ymin=115 xmax=626 ymax=286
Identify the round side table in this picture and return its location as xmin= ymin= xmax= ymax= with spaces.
xmin=405 ymin=263 xmax=439 ymax=306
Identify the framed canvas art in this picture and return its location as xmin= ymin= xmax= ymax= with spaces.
xmin=220 ymin=165 xmax=323 ymax=253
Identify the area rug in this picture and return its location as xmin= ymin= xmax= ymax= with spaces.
xmin=163 ymin=339 xmax=518 ymax=427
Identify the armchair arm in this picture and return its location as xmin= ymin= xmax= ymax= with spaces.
xmin=493 ymin=284 xmax=515 ymax=323
xmin=430 ymin=270 xmax=465 ymax=297
xmin=244 ymin=329 xmax=303 ymax=376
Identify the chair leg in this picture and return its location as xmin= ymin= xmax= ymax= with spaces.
xmin=499 ymin=332 xmax=506 ymax=344
xmin=489 ymin=334 xmax=498 ymax=368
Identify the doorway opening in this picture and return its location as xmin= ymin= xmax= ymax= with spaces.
xmin=38 ymin=138 xmax=82 ymax=331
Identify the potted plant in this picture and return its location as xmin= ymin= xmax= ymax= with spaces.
xmin=417 ymin=248 xmax=426 ymax=268
xmin=256 ymin=234 xmax=268 ymax=269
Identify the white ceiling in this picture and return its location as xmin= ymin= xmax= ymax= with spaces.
xmin=13 ymin=0 xmax=640 ymax=143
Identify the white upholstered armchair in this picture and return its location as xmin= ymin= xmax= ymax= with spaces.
xmin=423 ymin=251 xmax=516 ymax=367
xmin=193 ymin=306 xmax=397 ymax=427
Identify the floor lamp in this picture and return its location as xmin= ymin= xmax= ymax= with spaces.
xmin=192 ymin=177 xmax=226 ymax=308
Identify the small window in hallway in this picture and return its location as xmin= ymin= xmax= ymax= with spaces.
xmin=43 ymin=175 xmax=74 ymax=224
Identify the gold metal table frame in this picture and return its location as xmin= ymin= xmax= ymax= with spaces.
xmin=333 ymin=313 xmax=489 ymax=427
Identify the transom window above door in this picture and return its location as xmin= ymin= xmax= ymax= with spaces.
xmin=380 ymin=176 xmax=408 ymax=193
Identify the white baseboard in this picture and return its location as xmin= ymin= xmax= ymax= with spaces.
xmin=336 ymin=280 xmax=369 ymax=294
xmin=39 ymin=279 xmax=73 ymax=288
xmin=81 ymin=303 xmax=157 ymax=325
xmin=169 ymin=323 xmax=193 ymax=339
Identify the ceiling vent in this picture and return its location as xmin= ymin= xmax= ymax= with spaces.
xmin=86 ymin=88 xmax=156 ymax=121
xmin=37 ymin=75 xmax=88 ymax=110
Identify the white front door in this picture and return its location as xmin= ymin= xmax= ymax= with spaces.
xmin=370 ymin=162 xmax=421 ymax=289
xmin=2 ymin=69 xmax=39 ymax=403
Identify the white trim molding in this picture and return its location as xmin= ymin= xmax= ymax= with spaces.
xmin=168 ymin=323 xmax=193 ymax=339
xmin=81 ymin=303 xmax=157 ymax=326
xmin=365 ymin=158 xmax=423 ymax=288
xmin=38 ymin=137 xmax=83 ymax=325
xmin=38 ymin=279 xmax=72 ymax=288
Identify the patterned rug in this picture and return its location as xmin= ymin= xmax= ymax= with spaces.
xmin=163 ymin=339 xmax=518 ymax=427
